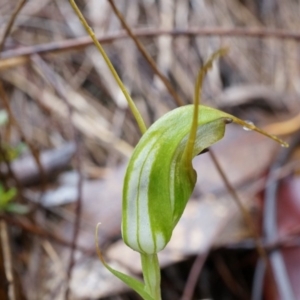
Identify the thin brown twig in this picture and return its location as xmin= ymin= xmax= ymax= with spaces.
xmin=209 ymin=150 xmax=268 ymax=261
xmin=0 ymin=221 xmax=16 ymax=300
xmin=0 ymin=81 xmax=47 ymax=192
xmin=0 ymin=0 xmax=27 ymax=53
xmin=107 ymin=0 xmax=184 ymax=107
xmin=2 ymin=27 xmax=300 ymax=70
xmin=180 ymin=253 xmax=208 ymax=300
xmin=0 ymin=215 xmax=92 ymax=255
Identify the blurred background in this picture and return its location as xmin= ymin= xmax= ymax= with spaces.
xmin=1 ymin=0 xmax=300 ymax=299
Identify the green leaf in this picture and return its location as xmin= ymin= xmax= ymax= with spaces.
xmin=95 ymin=224 xmax=154 ymax=300
xmin=14 ymin=142 xmax=27 ymax=155
xmin=0 ymin=186 xmax=17 ymax=208
xmin=103 ymin=262 xmax=154 ymax=300
xmin=5 ymin=203 xmax=29 ymax=214
xmin=0 ymin=143 xmax=22 ymax=162
xmin=0 ymin=184 xmax=27 ymax=214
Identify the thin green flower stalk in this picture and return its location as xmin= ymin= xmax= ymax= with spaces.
xmin=71 ymin=1 xmax=288 ymax=299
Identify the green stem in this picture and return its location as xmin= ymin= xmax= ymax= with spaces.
xmin=183 ymin=48 xmax=228 ymax=164
xmin=69 ymin=0 xmax=147 ymax=135
xmin=140 ymin=253 xmax=161 ymax=300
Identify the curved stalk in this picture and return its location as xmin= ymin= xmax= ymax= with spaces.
xmin=69 ymin=0 xmax=147 ymax=135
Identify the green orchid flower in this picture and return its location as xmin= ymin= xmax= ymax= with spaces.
xmin=70 ymin=2 xmax=287 ymax=299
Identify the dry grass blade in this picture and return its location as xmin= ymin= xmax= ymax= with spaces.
xmin=1 ymin=71 xmax=133 ymax=157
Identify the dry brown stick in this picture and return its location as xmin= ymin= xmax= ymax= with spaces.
xmin=209 ymin=150 xmax=268 ymax=260
xmin=0 ymin=221 xmax=16 ymax=300
xmin=107 ymin=0 xmax=184 ymax=106
xmin=180 ymin=252 xmax=208 ymax=300
xmin=0 ymin=215 xmax=92 ymax=255
xmin=30 ymin=54 xmax=83 ymax=300
xmin=2 ymin=27 xmax=300 ymax=70
xmin=0 ymin=0 xmax=27 ymax=53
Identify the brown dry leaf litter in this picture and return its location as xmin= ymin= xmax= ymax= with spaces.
xmin=1 ymin=0 xmax=300 ymax=299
